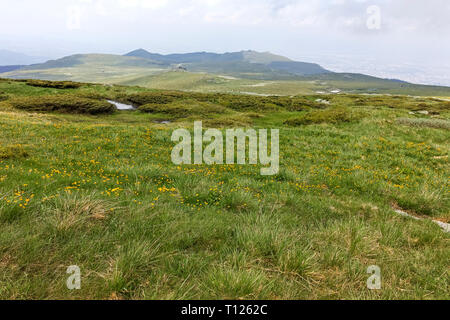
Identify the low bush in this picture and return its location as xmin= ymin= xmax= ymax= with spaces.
xmin=203 ymin=117 xmax=252 ymax=128
xmin=74 ymin=91 xmax=110 ymax=100
xmin=288 ymin=97 xmax=326 ymax=111
xmin=25 ymin=79 xmax=83 ymax=89
xmin=0 ymin=145 xmax=28 ymax=160
xmin=119 ymin=91 xmax=336 ymax=113
xmin=217 ymin=95 xmax=281 ymax=112
xmin=10 ymin=95 xmax=116 ymax=114
xmin=285 ymin=107 xmax=364 ymax=126
xmin=138 ymin=102 xmax=188 ymax=116
xmin=264 ymin=96 xmax=293 ymax=108
xmin=120 ymin=91 xmax=187 ymax=106
xmin=332 ymin=94 xmax=450 ymax=113
xmin=138 ymin=100 xmax=228 ymax=118
xmin=244 ymin=112 xmax=264 ymax=119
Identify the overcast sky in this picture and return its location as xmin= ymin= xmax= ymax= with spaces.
xmin=1 ymin=0 xmax=449 ymax=85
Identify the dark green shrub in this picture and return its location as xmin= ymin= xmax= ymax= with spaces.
xmin=184 ymin=92 xmax=218 ymax=102
xmin=10 ymin=95 xmax=116 ymax=114
xmin=217 ymin=95 xmax=280 ymax=112
xmin=138 ymin=100 xmax=227 ymax=118
xmin=410 ymin=102 xmax=449 ymax=113
xmin=138 ymin=103 xmax=188 ymax=116
xmin=203 ymin=117 xmax=252 ymax=128
xmin=265 ymin=96 xmax=293 ymax=108
xmin=0 ymin=145 xmax=28 ymax=160
xmin=74 ymin=91 xmax=110 ymax=100
xmin=0 ymin=94 xmax=8 ymax=102
xmin=332 ymin=94 xmax=449 ymax=113
xmin=285 ymin=107 xmax=363 ymax=126
xmin=119 ymin=91 xmax=337 ymax=113
xmin=354 ymin=98 xmax=369 ymax=105
xmin=120 ymin=91 xmax=187 ymax=106
xmin=25 ymin=79 xmax=83 ymax=89
xmin=287 ymin=97 xmax=326 ymax=111
xmin=244 ymin=112 xmax=264 ymax=119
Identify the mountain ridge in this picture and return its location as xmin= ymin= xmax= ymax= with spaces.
xmin=124 ymin=49 xmax=330 ymax=77
xmin=1 ymin=49 xmax=449 ymax=96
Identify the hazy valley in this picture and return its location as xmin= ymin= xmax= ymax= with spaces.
xmin=2 ymin=49 xmax=449 ymax=97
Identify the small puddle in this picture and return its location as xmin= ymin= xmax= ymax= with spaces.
xmin=107 ymin=100 xmax=135 ymax=110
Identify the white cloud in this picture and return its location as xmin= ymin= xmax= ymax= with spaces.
xmin=117 ymin=0 xmax=168 ymax=9
xmin=0 ymin=0 xmax=449 ymax=85
xmin=19 ymin=0 xmax=446 ymax=32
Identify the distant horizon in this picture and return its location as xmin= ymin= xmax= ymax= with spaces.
xmin=1 ymin=47 xmax=449 ymax=88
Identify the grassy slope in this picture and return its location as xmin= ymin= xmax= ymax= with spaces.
xmin=5 ymin=68 xmax=450 ymax=97
xmin=1 ymin=54 xmax=165 ymax=84
xmin=118 ymin=71 xmax=450 ymax=97
xmin=0 ymin=79 xmax=449 ymax=299
xmin=2 ymin=54 xmax=450 ymax=97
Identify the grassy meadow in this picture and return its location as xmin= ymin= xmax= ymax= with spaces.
xmin=4 ymin=53 xmax=450 ymax=97
xmin=0 ymin=78 xmax=449 ymax=299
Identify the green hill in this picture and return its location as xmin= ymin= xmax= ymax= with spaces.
xmin=23 ymin=54 xmax=165 ymax=70
xmin=125 ymin=49 xmax=330 ymax=77
xmin=1 ymin=50 xmax=449 ymax=96
xmin=1 ymin=54 xmax=166 ymax=84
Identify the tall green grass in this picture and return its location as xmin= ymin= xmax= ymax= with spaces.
xmin=0 ymin=79 xmax=448 ymax=300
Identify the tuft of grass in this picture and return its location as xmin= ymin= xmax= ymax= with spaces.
xmin=44 ymin=193 xmax=115 ymax=232
xmin=203 ymin=268 xmax=274 ymax=299
xmin=107 ymin=240 xmax=167 ymax=296
xmin=0 ymin=202 xmax=26 ymax=223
